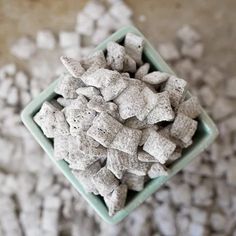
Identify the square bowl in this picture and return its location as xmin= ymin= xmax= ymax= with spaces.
xmin=21 ymin=25 xmax=218 ymax=224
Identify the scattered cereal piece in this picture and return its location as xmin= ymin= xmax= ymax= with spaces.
xmin=225 ymin=77 xmax=236 ymax=98
xmin=11 ymin=37 xmax=36 ymax=59
xmin=158 ymin=42 xmax=180 ymax=61
xmin=36 ymin=30 xmax=56 ymax=50
xmin=143 ymin=131 xmax=176 ymax=164
xmin=211 ymin=97 xmax=234 ymax=120
xmin=92 ymin=27 xmax=110 ymax=45
xmin=83 ymin=1 xmax=105 ymax=20
xmin=76 ymin=12 xmax=94 ymax=36
xmin=60 ymin=56 xmax=85 ymax=78
xmin=181 ymin=42 xmax=204 ymax=59
xmin=177 ymin=25 xmax=201 ymax=46
xmin=59 ymin=31 xmax=80 ymax=48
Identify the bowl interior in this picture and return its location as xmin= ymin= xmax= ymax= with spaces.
xmin=21 ymin=25 xmax=218 ymax=224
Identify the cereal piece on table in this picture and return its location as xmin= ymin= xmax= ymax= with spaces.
xmin=171 ymin=113 xmax=198 ymax=145
xmin=203 ymin=67 xmax=223 ymax=88
xmin=109 ymin=1 xmax=133 ymax=19
xmin=60 ymin=56 xmax=85 ymax=78
xmin=138 ymin=151 xmax=158 ymax=162
xmin=148 ymin=163 xmax=168 ymax=179
xmin=82 ymin=1 xmax=105 ymax=20
xmin=15 ymin=71 xmax=28 ymax=90
xmin=87 ymin=95 xmax=118 ymax=114
xmin=104 ymin=184 xmax=128 ymax=216
xmin=100 ymin=75 xmax=128 ymax=101
xmin=59 ymin=31 xmax=80 ymax=48
xmin=211 ymin=97 xmax=234 ymax=120
xmin=225 ymin=77 xmax=236 ymax=98
xmin=33 ymin=101 xmax=58 ymax=138
xmin=139 ymin=126 xmax=158 ymax=146
xmin=106 ymin=41 xmax=126 ymax=71
xmin=146 ymin=91 xmax=175 ymax=124
xmin=73 ymin=161 xmax=101 ymax=194
xmin=136 ymin=87 xmax=158 ymax=121
xmin=54 ymin=111 xmax=70 ymax=136
xmin=176 ymin=25 xmax=201 ymax=46
xmin=135 ymin=63 xmax=150 ymax=80
xmin=163 ymin=76 xmax=188 ymax=109
xmin=7 ymin=87 xmax=18 ymax=106
xmin=143 ymin=131 xmax=176 ymax=164
xmin=66 ymin=107 xmax=96 ymax=132
xmin=178 ymin=96 xmax=201 ymax=119
xmin=114 ymin=84 xmax=146 ymax=119
xmin=124 ymin=32 xmax=144 ymax=65
xmin=76 ymin=86 xmax=100 ymax=99
xmin=92 ymin=167 xmax=119 ymax=196
xmin=122 ymin=172 xmax=145 ymax=191
xmin=55 ymin=73 xmax=84 ymax=99
xmin=76 ymin=12 xmax=94 ymax=36
xmin=87 ymin=112 xmax=123 ymax=147
xmin=158 ymin=42 xmax=180 ymax=61
xmin=198 ymin=86 xmax=215 ymax=107
xmin=110 ymin=126 xmax=142 ymax=155
xmin=125 ymin=117 xmax=152 ymax=129
xmin=92 ymin=27 xmax=110 ymax=45
xmin=141 ymin=71 xmax=169 ymax=85
xmin=81 ymin=50 xmax=106 ymax=70
xmin=181 ymin=42 xmax=204 ymax=59
xmin=54 ymin=135 xmax=69 ymax=161
xmin=107 ymin=149 xmax=127 ymax=179
xmin=36 ymin=30 xmax=56 ymax=50
xmin=123 ymin=54 xmax=136 ymax=73
xmin=10 ymin=37 xmax=36 ymax=59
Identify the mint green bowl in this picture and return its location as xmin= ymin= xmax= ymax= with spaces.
xmin=21 ymin=25 xmax=218 ymax=224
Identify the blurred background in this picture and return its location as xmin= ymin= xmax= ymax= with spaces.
xmin=0 ymin=0 xmax=236 ymax=235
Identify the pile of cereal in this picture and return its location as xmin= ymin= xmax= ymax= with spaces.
xmin=34 ymin=32 xmax=201 ymax=216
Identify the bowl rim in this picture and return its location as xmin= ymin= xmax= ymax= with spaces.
xmin=21 ymin=25 xmax=219 ymax=224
